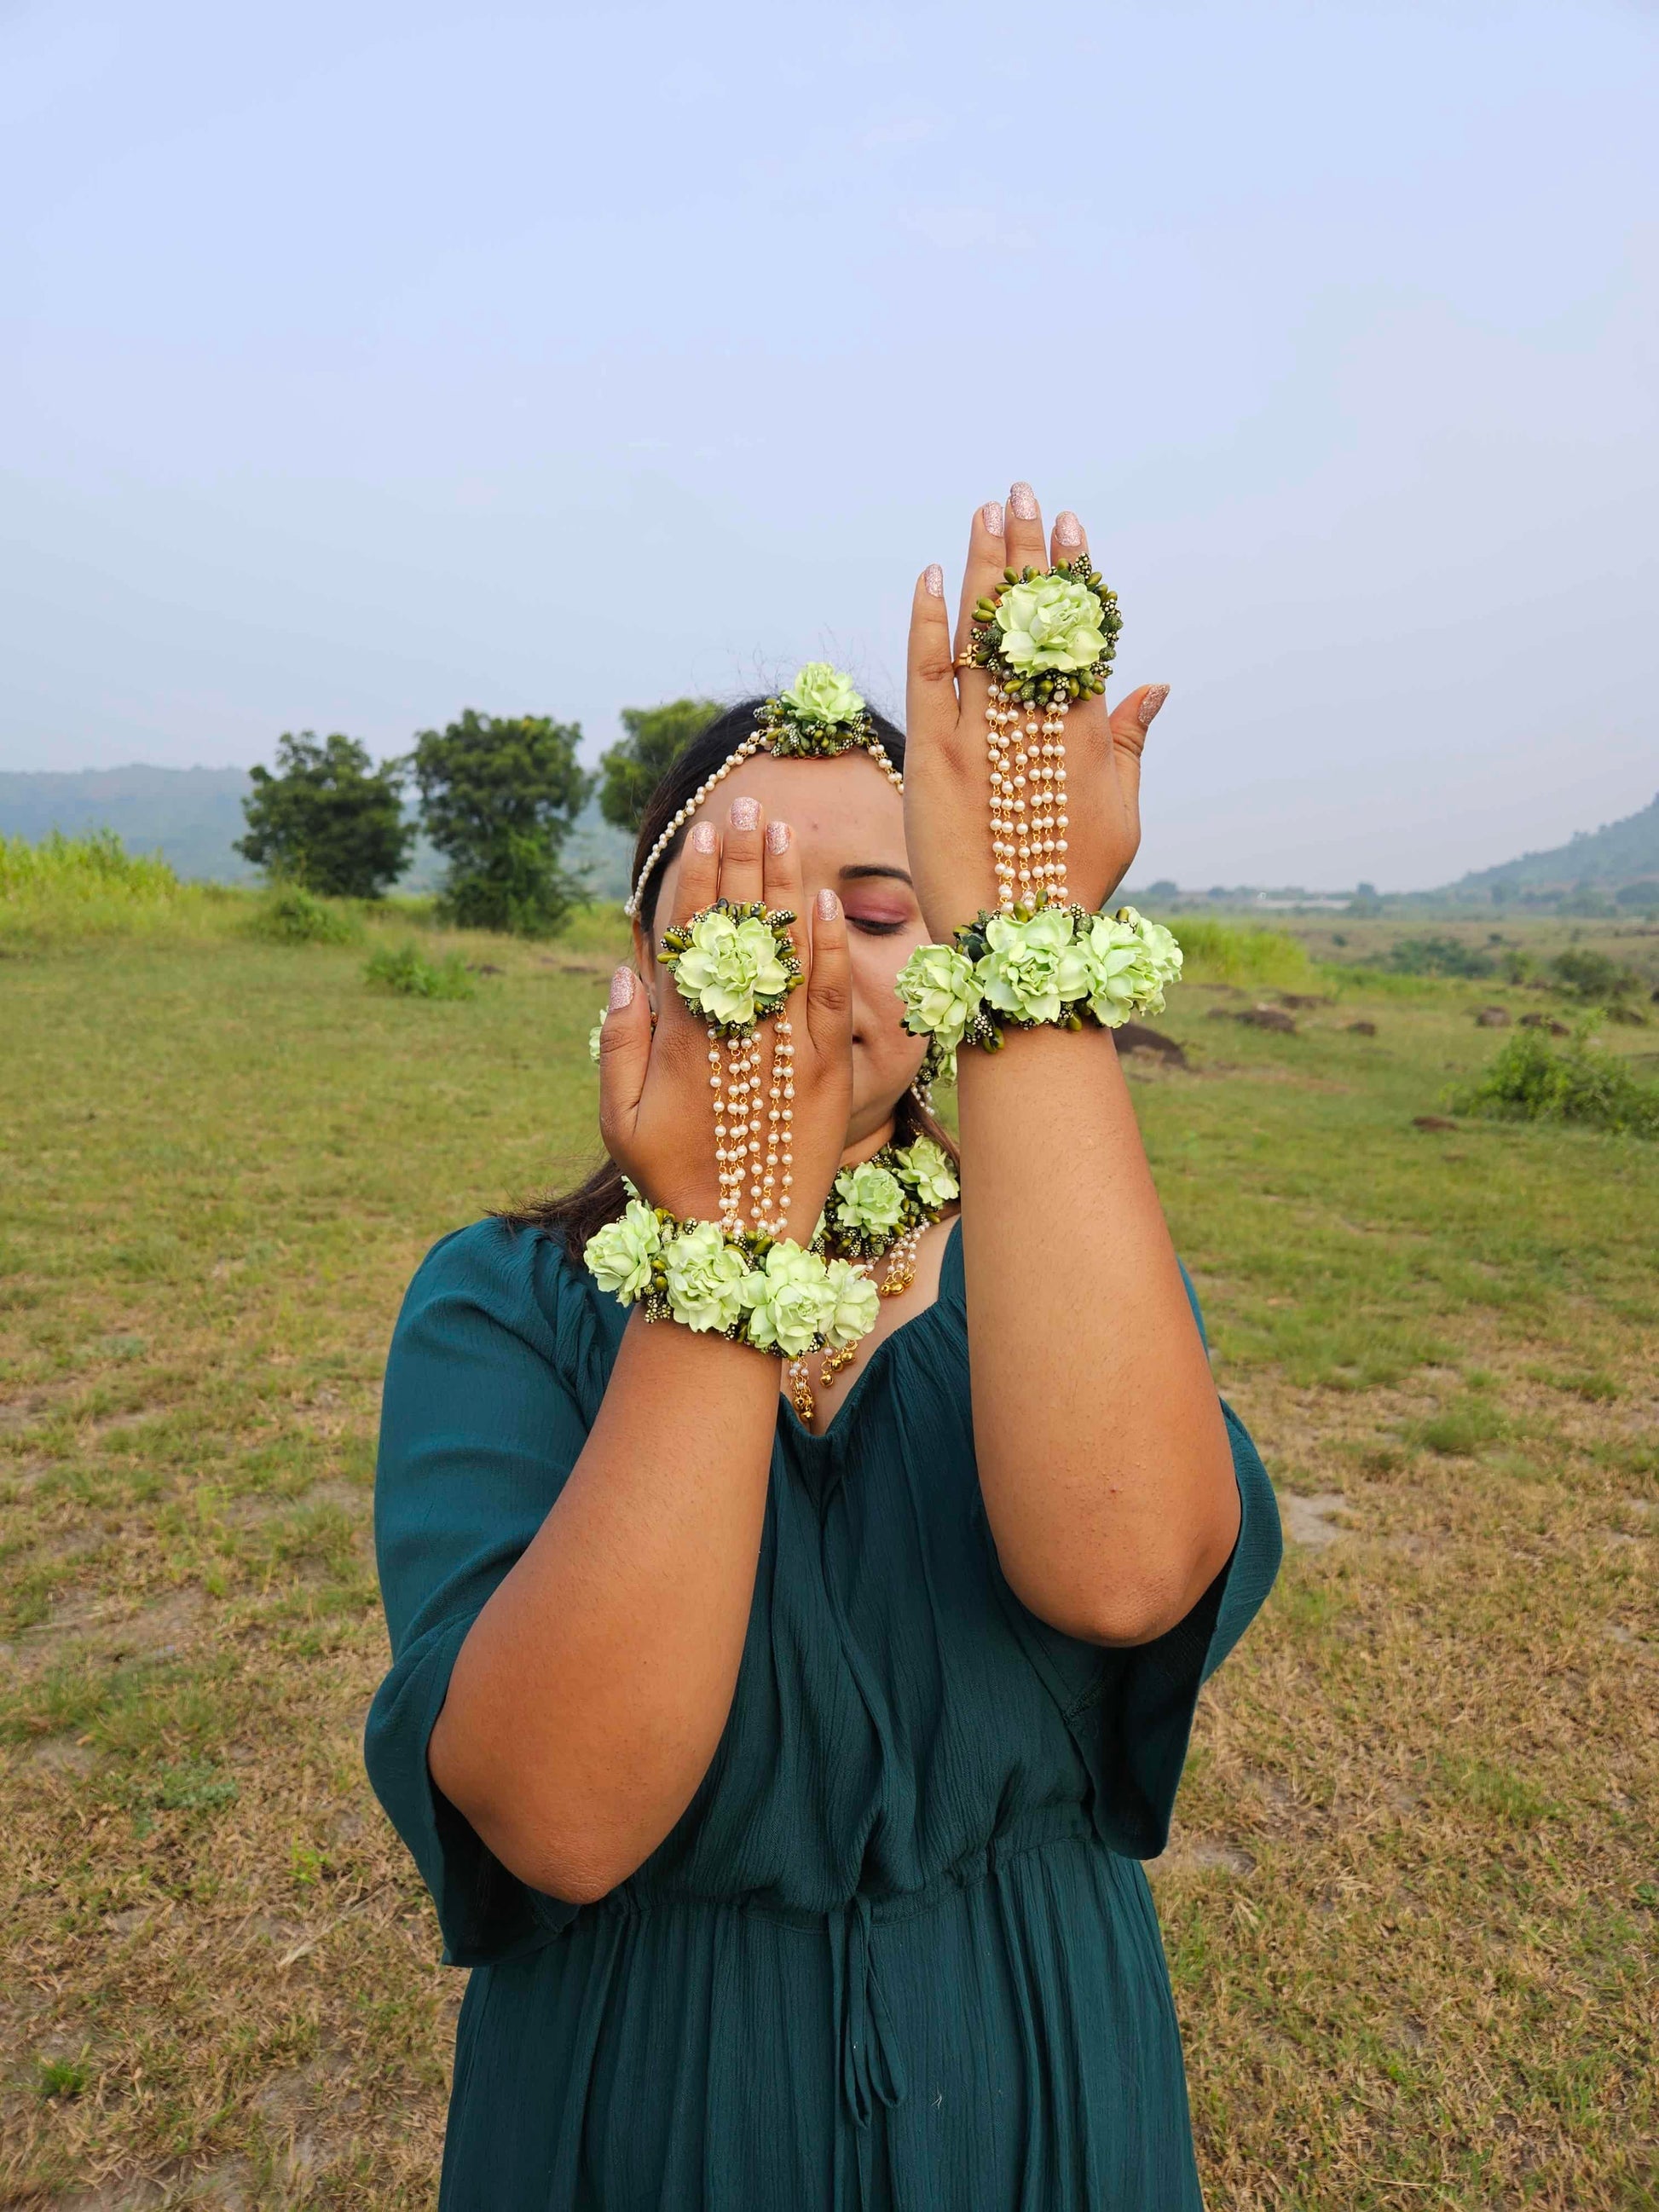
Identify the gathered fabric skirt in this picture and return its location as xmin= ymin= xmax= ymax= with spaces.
xmin=440 ymin=1811 xmax=1205 ymax=2212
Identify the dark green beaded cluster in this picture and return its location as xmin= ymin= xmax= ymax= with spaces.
xmin=754 ymin=695 xmax=880 ymax=759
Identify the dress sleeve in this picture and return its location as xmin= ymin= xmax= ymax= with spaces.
xmin=362 ymin=1218 xmax=610 ymax=1967
xmin=983 ymin=1260 xmax=1282 ymax=1860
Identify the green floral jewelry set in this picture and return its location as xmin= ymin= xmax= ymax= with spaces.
xmin=588 ymin=666 xmax=958 ymax=1421
xmin=896 ymin=559 xmax=1182 ymax=1057
xmin=587 ymin=574 xmax=1184 ymax=1406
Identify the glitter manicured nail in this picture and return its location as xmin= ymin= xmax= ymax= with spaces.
xmin=816 ymin=887 xmax=840 ymax=921
xmin=1055 ymin=511 xmax=1083 ymax=547
xmin=1137 ymin=684 xmax=1171 ymax=729
xmin=766 ymin=818 xmax=790 ymax=853
xmin=923 ymin=563 xmax=944 ymax=598
xmin=981 ymin=500 xmax=1004 ymax=536
xmin=730 ymin=796 xmax=760 ymax=830
xmin=691 ymin=822 xmax=716 ymax=853
xmin=608 ymin=966 xmax=634 ymax=1010
xmin=1009 ymin=481 xmax=1038 ymax=521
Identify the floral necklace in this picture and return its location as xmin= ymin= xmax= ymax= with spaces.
xmin=788 ymin=1133 xmax=960 ymax=1419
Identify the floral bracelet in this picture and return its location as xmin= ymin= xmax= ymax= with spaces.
xmin=585 ymin=1199 xmax=879 ymax=1361
xmin=895 ymin=902 xmax=1183 ymax=1055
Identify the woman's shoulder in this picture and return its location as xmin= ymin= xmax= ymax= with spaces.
xmin=391 ymin=1216 xmax=627 ymax=1406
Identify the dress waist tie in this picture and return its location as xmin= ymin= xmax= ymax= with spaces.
xmin=829 ymin=1893 xmax=908 ymax=2132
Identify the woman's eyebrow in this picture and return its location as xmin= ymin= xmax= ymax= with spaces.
xmin=837 ymin=863 xmax=914 ymax=887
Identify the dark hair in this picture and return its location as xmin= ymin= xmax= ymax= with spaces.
xmin=506 ymin=696 xmax=956 ymax=1255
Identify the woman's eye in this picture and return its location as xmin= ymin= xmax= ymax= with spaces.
xmin=847 ymin=915 xmax=907 ymax=937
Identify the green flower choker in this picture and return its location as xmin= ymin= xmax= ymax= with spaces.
xmin=896 ymin=902 xmax=1182 ymax=1052
xmin=623 ymin=663 xmax=904 ymax=921
xmin=962 ymin=557 xmax=1122 ymax=914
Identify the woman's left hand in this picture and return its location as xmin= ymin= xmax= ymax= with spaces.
xmin=904 ymin=484 xmax=1169 ymax=941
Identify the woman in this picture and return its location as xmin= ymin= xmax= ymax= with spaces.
xmin=366 ymin=486 xmax=1280 ymax=2209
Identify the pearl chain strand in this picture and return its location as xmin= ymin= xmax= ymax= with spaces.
xmin=986 ymin=683 xmax=1070 ymax=911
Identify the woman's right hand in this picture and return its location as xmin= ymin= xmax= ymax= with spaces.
xmin=597 ymin=796 xmax=853 ymax=1240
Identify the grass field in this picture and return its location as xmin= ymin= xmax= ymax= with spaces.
xmin=2 ymin=901 xmax=1656 ymax=2209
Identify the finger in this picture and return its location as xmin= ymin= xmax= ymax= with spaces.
xmin=1049 ymin=510 xmax=1088 ymax=568
xmin=1003 ymin=479 xmax=1047 ymax=582
xmin=762 ymin=814 xmax=806 ymax=960
xmin=668 ymin=819 xmax=720 ymax=929
xmin=952 ymin=499 xmax=1009 ymax=666
xmin=905 ymin=564 xmax=959 ymax=754
xmin=718 ymin=793 xmax=766 ymax=907
xmin=803 ymin=887 xmax=850 ymax=1056
xmin=596 ymin=966 xmax=651 ymax=1155
xmin=1107 ymin=684 xmax=1171 ymax=854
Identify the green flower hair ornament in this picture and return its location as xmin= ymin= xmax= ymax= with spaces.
xmin=755 ymin=661 xmax=878 ymax=759
xmin=659 ymin=898 xmax=802 ymax=1037
xmin=964 ymin=556 xmax=1123 ymax=707
xmin=896 ymin=903 xmax=1182 ymax=1048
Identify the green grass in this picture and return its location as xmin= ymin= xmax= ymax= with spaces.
xmin=1168 ymin=915 xmax=1315 ymax=990
xmin=0 ymin=914 xmax=1654 ymax=2207
xmin=363 ymin=940 xmax=478 ymax=999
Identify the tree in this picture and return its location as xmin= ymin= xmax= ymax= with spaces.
xmin=235 ymin=731 xmax=413 ymax=898
xmin=598 ymin=698 xmax=723 ymax=833
xmin=410 ymin=709 xmax=592 ymax=938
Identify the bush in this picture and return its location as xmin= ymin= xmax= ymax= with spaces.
xmin=1449 ymin=1023 xmax=1659 ymax=1137
xmin=1551 ymin=947 xmax=1641 ymax=1002
xmin=245 ymin=884 xmax=363 ymax=946
xmin=0 ymin=829 xmax=222 ymax=948
xmin=1168 ymin=918 xmax=1315 ymax=990
xmin=364 ymin=941 xmax=478 ymax=1000
xmin=1386 ymin=935 xmax=1494 ymax=979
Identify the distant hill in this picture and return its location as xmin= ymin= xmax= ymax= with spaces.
xmin=0 ymin=763 xmax=635 ymax=900
xmin=1442 ymin=790 xmax=1659 ymax=900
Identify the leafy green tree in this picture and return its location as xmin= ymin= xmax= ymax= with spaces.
xmin=598 ymin=698 xmax=722 ymax=833
xmin=410 ymin=710 xmax=592 ymax=938
xmin=234 ymin=731 xmax=413 ymax=898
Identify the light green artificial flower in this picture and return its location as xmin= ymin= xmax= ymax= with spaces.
xmin=585 ymin=1199 xmax=664 ymax=1302
xmin=995 ymin=575 xmax=1107 ymax=676
xmin=978 ymin=907 xmax=1090 ymax=1025
xmin=893 ymin=1135 xmax=958 ymax=1210
xmin=1115 ymin=905 xmax=1184 ymax=990
xmin=779 ymin=661 xmax=864 ymax=726
xmin=833 ymin=1160 xmax=905 ymax=1238
xmin=661 ymin=1221 xmax=751 ymax=1334
xmin=1077 ymin=913 xmax=1159 ymax=1027
xmin=822 ymin=1258 xmax=880 ymax=1351
xmin=673 ymin=908 xmax=791 ymax=1028
xmin=895 ymin=942 xmax=980 ymax=1053
xmin=741 ymin=1239 xmax=837 ymax=1357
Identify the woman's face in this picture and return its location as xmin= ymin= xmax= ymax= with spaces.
xmin=637 ymin=752 xmax=930 ymax=1150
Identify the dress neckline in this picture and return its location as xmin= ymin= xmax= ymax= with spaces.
xmin=778 ymin=1216 xmax=963 ymax=1451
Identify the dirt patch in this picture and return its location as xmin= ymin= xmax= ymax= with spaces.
xmin=1283 ymin=1493 xmax=1353 ymax=1547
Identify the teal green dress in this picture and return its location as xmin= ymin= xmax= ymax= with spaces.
xmin=366 ymin=1216 xmax=1279 ymax=2210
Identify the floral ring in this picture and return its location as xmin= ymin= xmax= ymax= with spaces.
xmin=660 ymin=898 xmax=801 ymax=1038
xmin=965 ymin=556 xmax=1123 ymax=706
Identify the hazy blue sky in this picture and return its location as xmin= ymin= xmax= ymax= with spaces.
xmin=3 ymin=0 xmax=1655 ymax=887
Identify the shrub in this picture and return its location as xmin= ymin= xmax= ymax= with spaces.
xmin=1449 ymin=1023 xmax=1659 ymax=1137
xmin=364 ymin=941 xmax=478 ymax=1000
xmin=1165 ymin=918 xmax=1315 ymax=990
xmin=1386 ymin=935 xmax=1494 ymax=979
xmin=1551 ymin=947 xmax=1641 ymax=1002
xmin=244 ymin=884 xmax=363 ymax=946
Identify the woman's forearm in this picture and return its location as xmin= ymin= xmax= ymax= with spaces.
xmin=429 ymin=1311 xmax=780 ymax=1903
xmin=957 ymin=1025 xmax=1240 ymax=1647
